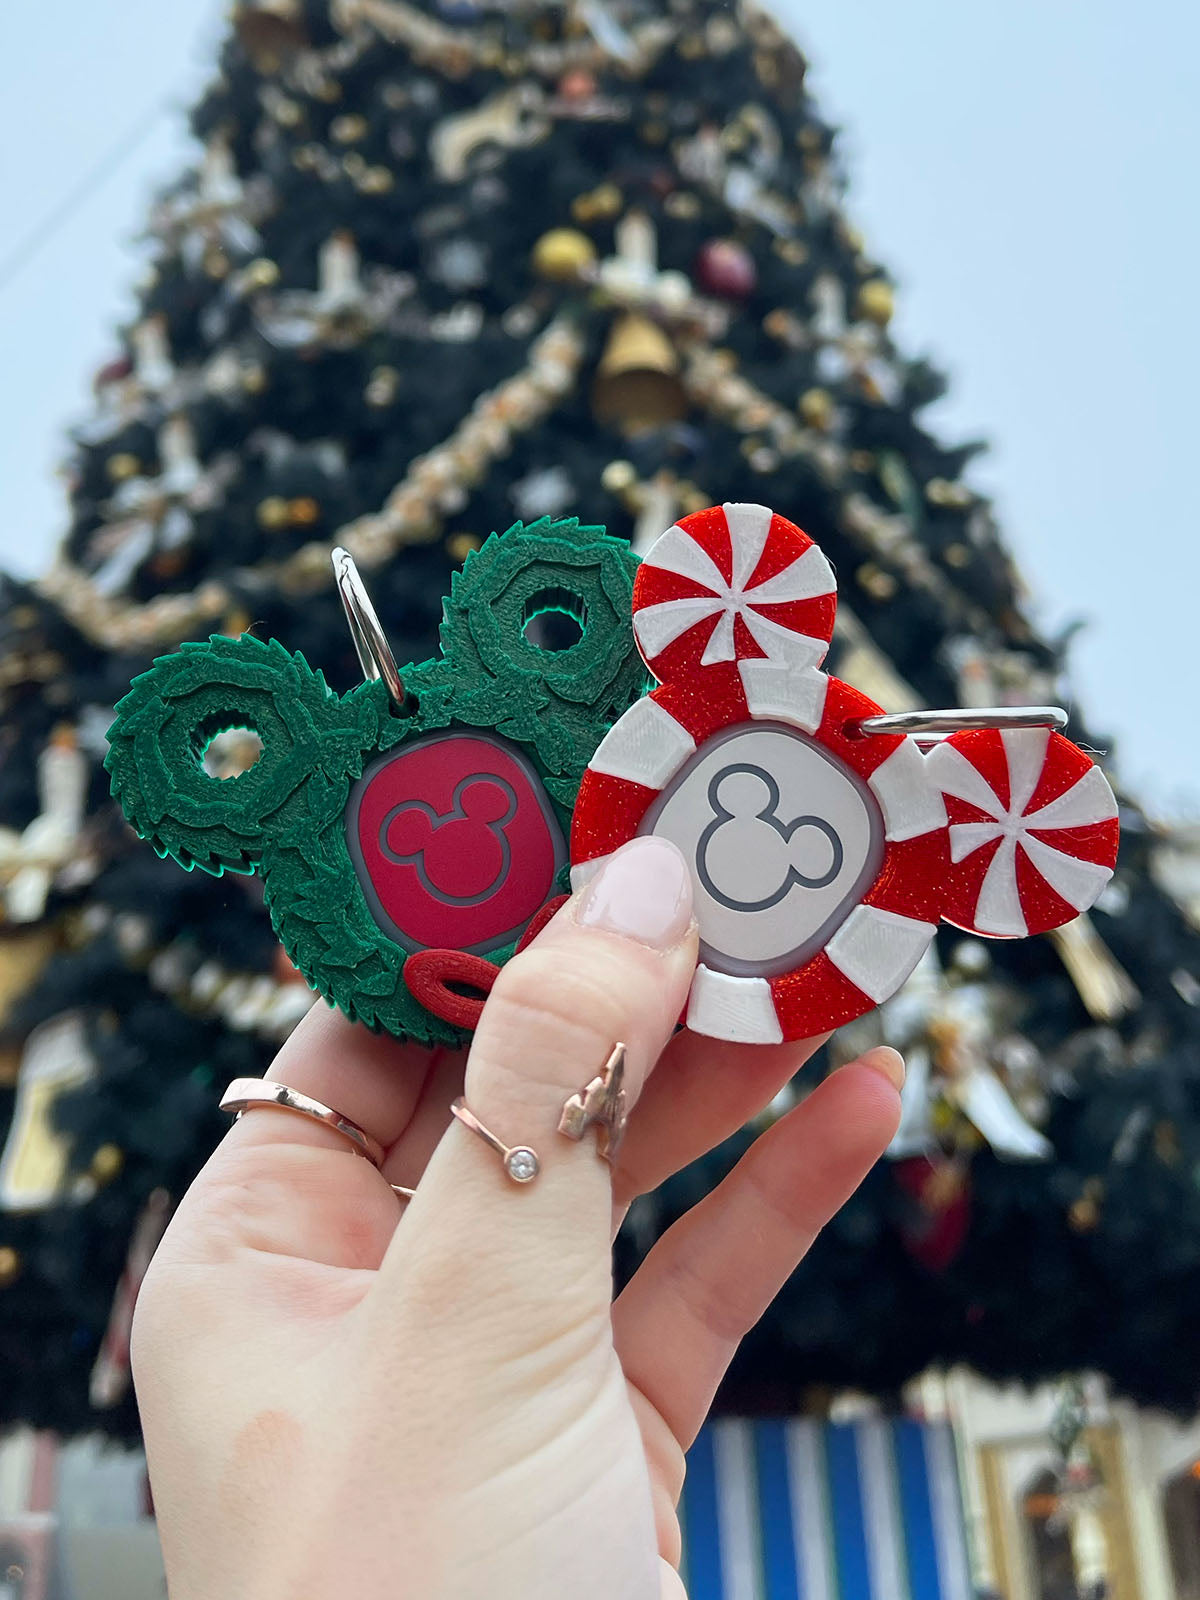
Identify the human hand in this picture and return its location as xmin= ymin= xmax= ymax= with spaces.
xmin=132 ymin=835 xmax=903 ymax=1600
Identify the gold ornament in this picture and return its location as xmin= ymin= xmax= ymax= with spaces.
xmin=664 ymin=191 xmax=701 ymax=221
xmin=106 ymin=453 xmax=141 ymax=483
xmin=840 ymin=220 xmax=867 ymax=254
xmin=857 ymin=279 xmax=895 ymax=325
xmin=446 ymin=531 xmax=481 ymax=564
xmin=773 ymin=239 xmax=809 ymax=266
xmin=926 ymin=477 xmax=973 ymax=509
xmin=243 ymin=258 xmax=280 ymax=290
xmin=256 ymin=496 xmax=290 ymax=531
xmin=358 ymin=166 xmax=395 ymax=194
xmin=532 ymin=229 xmax=597 ymax=283
xmin=572 ymin=184 xmax=623 ymax=224
xmin=601 ymin=459 xmax=637 ymax=494
xmin=289 ymin=496 xmax=321 ymax=526
xmin=203 ymin=247 xmax=231 ymax=280
xmin=241 ymin=362 xmax=268 ymax=394
xmin=0 ymin=928 xmax=57 ymax=1029
xmin=593 ymin=314 xmax=687 ymax=433
xmin=223 ymin=608 xmax=254 ymax=637
xmin=366 ymin=366 xmax=400 ymax=407
xmin=943 ymin=543 xmax=971 ymax=569
xmin=799 ymin=387 xmax=834 ymax=429
xmin=331 ymin=113 xmax=368 ymax=144
xmin=90 ymin=1144 xmax=124 ymax=1184
xmin=856 ymin=562 xmax=898 ymax=601
xmin=0 ymin=1246 xmax=20 ymax=1287
xmin=1068 ymin=1197 xmax=1099 ymax=1232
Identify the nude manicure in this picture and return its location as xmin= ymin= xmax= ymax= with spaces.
xmin=576 ymin=837 xmax=694 ymax=950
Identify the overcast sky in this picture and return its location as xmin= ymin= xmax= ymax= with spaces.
xmin=2 ymin=1 xmax=1196 ymax=813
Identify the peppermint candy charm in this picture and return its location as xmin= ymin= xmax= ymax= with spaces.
xmin=633 ymin=501 xmax=837 ymax=679
xmin=928 ymin=727 xmax=1119 ymax=938
xmin=571 ymin=502 xmax=1120 ymax=1043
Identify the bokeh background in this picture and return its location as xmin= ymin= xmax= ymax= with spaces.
xmin=5 ymin=0 xmax=1199 ymax=811
xmin=3 ymin=4 xmax=1200 ymax=1597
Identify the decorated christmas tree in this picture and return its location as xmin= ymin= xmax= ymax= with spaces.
xmin=2 ymin=0 xmax=1199 ymax=1443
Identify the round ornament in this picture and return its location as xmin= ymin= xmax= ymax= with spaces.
xmin=695 ymin=239 xmax=758 ymax=301
xmin=532 ymin=229 xmax=597 ymax=283
xmin=571 ymin=502 xmax=1119 ymax=1043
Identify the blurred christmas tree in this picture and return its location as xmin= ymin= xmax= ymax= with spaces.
xmin=2 ymin=0 xmax=1199 ymax=1441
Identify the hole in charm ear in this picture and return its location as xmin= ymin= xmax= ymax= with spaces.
xmin=194 ymin=717 xmax=264 ymax=780
xmin=521 ymin=587 xmax=588 ymax=653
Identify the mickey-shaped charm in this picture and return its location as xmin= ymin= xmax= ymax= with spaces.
xmin=571 ymin=503 xmax=1120 ymax=1042
xmin=106 ymin=518 xmax=644 ymax=1044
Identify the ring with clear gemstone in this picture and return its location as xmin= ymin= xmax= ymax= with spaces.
xmin=504 ymin=1147 xmax=540 ymax=1183
xmin=450 ymin=1096 xmax=541 ymax=1187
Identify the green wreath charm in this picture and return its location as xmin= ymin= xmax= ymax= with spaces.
xmin=105 ymin=518 xmax=644 ymax=1045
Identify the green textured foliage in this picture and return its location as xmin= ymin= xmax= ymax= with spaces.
xmin=105 ymin=519 xmax=643 ymax=1042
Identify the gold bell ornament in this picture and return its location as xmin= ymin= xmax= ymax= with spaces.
xmin=592 ymin=313 xmax=687 ymax=433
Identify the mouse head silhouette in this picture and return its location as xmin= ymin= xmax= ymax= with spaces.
xmin=106 ymin=518 xmax=644 ymax=1044
xmin=572 ymin=501 xmax=1121 ymax=1043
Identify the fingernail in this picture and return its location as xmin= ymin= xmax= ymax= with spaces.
xmin=576 ymin=837 xmax=693 ymax=950
xmin=857 ymin=1046 xmax=906 ymax=1092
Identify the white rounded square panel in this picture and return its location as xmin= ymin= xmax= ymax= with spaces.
xmin=644 ymin=722 xmax=885 ymax=977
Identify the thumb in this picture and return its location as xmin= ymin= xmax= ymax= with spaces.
xmin=375 ymin=836 xmax=697 ymax=1344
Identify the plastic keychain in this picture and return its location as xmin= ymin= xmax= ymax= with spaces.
xmin=105 ymin=518 xmax=643 ymax=1044
xmin=570 ymin=503 xmax=1120 ymax=1043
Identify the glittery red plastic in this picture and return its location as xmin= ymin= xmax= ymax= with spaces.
xmin=572 ymin=502 xmax=1120 ymax=1040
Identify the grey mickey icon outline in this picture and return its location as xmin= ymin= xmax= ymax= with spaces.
xmin=695 ymin=762 xmax=845 ymax=914
xmin=379 ymin=773 xmax=520 ymax=908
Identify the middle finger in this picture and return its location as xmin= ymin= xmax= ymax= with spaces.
xmin=610 ymin=1028 xmax=831 ymax=1211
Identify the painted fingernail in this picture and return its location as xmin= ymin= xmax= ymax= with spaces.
xmin=577 ymin=837 xmax=693 ymax=950
xmin=857 ymin=1046 xmax=906 ymax=1092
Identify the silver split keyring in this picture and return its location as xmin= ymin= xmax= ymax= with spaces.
xmin=331 ymin=546 xmax=407 ymax=712
xmin=855 ymin=705 xmax=1068 ymax=739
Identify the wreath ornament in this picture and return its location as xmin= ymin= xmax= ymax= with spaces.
xmin=106 ymin=518 xmax=643 ymax=1043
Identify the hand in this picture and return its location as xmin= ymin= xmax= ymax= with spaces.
xmin=133 ymin=836 xmax=903 ymax=1600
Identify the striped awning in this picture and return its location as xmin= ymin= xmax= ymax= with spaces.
xmin=681 ymin=1418 xmax=973 ymax=1600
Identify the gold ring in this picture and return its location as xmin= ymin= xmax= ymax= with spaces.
xmin=450 ymin=1098 xmax=540 ymax=1184
xmin=219 ymin=1077 xmax=386 ymax=1168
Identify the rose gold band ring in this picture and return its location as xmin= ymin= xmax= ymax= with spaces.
xmin=219 ymin=1078 xmax=417 ymax=1201
xmin=449 ymin=1042 xmax=630 ymax=1185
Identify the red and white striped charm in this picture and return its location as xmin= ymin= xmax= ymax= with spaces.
xmin=571 ymin=503 xmax=1120 ymax=1043
xmin=632 ymin=501 xmax=837 ymax=682
xmin=926 ymin=727 xmax=1119 ymax=938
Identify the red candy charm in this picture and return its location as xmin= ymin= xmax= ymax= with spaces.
xmin=571 ymin=503 xmax=1120 ymax=1042
xmin=928 ymin=727 xmax=1120 ymax=938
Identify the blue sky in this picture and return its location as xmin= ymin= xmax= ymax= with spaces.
xmin=2 ymin=1 xmax=1196 ymax=813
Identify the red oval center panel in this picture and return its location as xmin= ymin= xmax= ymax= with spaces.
xmin=346 ymin=731 xmax=565 ymax=955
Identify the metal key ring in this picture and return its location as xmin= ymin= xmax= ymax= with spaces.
xmin=331 ymin=546 xmax=407 ymax=712
xmin=854 ymin=705 xmax=1069 ymax=739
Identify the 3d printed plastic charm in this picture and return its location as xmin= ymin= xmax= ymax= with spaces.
xmin=570 ymin=503 xmax=1120 ymax=1042
xmin=105 ymin=518 xmax=644 ymax=1045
